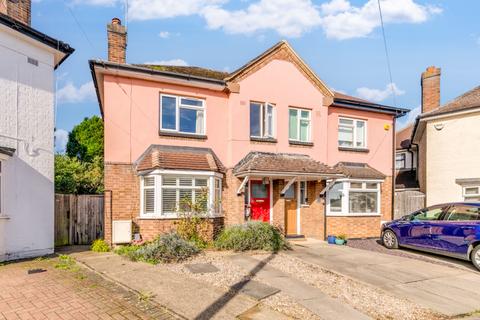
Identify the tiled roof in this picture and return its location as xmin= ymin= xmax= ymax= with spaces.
xmin=395 ymin=170 xmax=419 ymax=189
xmin=233 ymin=152 xmax=340 ymax=176
xmin=334 ymin=162 xmax=386 ymax=179
xmin=420 ymin=86 xmax=480 ymax=118
xmin=0 ymin=146 xmax=15 ymax=157
xmin=333 ymin=91 xmax=372 ymax=104
xmin=135 ymin=145 xmax=225 ymax=173
xmin=135 ymin=65 xmax=229 ymax=81
xmin=396 ymin=125 xmax=414 ymax=150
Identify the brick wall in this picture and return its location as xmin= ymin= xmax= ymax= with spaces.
xmin=4 ymin=0 xmax=31 ymax=25
xmin=380 ymin=176 xmax=393 ymax=221
xmin=223 ymin=170 xmax=245 ymax=226
xmin=421 ymin=66 xmax=441 ymax=113
xmin=107 ymin=18 xmax=126 ymax=64
xmin=300 ymin=181 xmax=326 ymax=239
xmin=104 ymin=162 xmax=224 ymax=243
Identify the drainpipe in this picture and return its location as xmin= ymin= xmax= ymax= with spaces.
xmin=391 ymin=119 xmax=396 ymax=221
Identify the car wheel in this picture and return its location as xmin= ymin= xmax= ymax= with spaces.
xmin=382 ymin=230 xmax=398 ymax=249
xmin=472 ymin=245 xmax=480 ymax=271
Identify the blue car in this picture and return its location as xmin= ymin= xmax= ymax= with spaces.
xmin=381 ymin=202 xmax=480 ymax=271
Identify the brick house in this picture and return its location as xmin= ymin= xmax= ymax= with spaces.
xmin=90 ymin=18 xmax=408 ymax=243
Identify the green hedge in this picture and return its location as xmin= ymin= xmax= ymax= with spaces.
xmin=215 ymin=221 xmax=289 ymax=252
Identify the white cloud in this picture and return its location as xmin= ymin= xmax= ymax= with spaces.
xmin=202 ymin=0 xmax=322 ymax=37
xmin=144 ymin=59 xmax=189 ymax=66
xmin=397 ymin=105 xmax=420 ymax=130
xmin=54 ymin=129 xmax=69 ymax=154
xmin=356 ymin=82 xmax=405 ymax=102
xmin=128 ymin=0 xmax=225 ymax=20
xmin=57 ymin=81 xmax=96 ymax=104
xmin=158 ymin=31 xmax=171 ymax=38
xmin=321 ymin=0 xmax=441 ymax=40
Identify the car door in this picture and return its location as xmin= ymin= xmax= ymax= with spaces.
xmin=431 ymin=204 xmax=480 ymax=257
xmin=402 ymin=206 xmax=447 ymax=249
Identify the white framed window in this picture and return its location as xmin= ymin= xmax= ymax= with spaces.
xmin=140 ymin=173 xmax=222 ymax=218
xmin=396 ymin=153 xmax=406 ymax=169
xmin=289 ymin=108 xmax=311 ymax=142
xmin=327 ymin=180 xmax=381 ymax=216
xmin=299 ymin=181 xmax=308 ymax=205
xmin=160 ymin=94 xmax=206 ymax=135
xmin=338 ymin=117 xmax=367 ymax=148
xmin=250 ymin=102 xmax=275 ymax=138
xmin=463 ymin=186 xmax=480 ymax=201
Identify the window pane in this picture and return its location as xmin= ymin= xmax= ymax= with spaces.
xmin=356 ymin=121 xmax=366 ymax=147
xmin=179 ymin=189 xmax=192 ymax=203
xmin=339 ymin=118 xmax=353 ymax=125
xmin=465 ymin=187 xmax=479 ymax=195
xmin=179 ymin=177 xmax=193 ymax=186
xmin=289 ymin=109 xmax=298 ymax=140
xmin=194 ymin=190 xmax=208 ymax=212
xmin=180 ymin=98 xmax=203 ymax=107
xmin=300 ymin=181 xmax=307 ymax=205
xmin=366 ymin=183 xmax=378 ymax=190
xmin=265 ymin=104 xmax=274 ymax=137
xmin=301 ymin=110 xmax=310 ymax=119
xmin=195 ymin=178 xmax=208 ymax=187
xmin=447 ymin=206 xmax=480 ymax=221
xmin=144 ymin=189 xmax=155 ymax=213
xmin=179 ymin=108 xmax=203 ymax=134
xmin=252 ymin=183 xmax=268 ymax=198
xmin=162 ymin=189 xmax=177 ymax=213
xmin=161 ymin=96 xmax=176 ymax=130
xmin=349 ymin=192 xmax=377 ymax=213
xmin=350 ymin=182 xmax=362 ymax=189
xmin=329 ymin=182 xmax=342 ymax=212
xmin=413 ymin=208 xmax=444 ymax=221
xmin=338 ymin=124 xmax=353 ymax=147
xmin=250 ymin=103 xmax=261 ymax=137
xmin=284 ymin=184 xmax=295 ymax=199
xmin=144 ymin=176 xmax=155 ymax=187
xmin=162 ymin=177 xmax=176 ymax=186
xmin=300 ymin=120 xmax=309 ymax=142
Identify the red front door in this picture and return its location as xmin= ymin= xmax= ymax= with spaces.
xmin=250 ymin=180 xmax=270 ymax=222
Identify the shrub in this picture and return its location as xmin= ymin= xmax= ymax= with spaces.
xmin=215 ymin=221 xmax=289 ymax=252
xmin=114 ymin=244 xmax=142 ymax=260
xmin=124 ymin=233 xmax=200 ymax=264
xmin=91 ymin=239 xmax=110 ymax=252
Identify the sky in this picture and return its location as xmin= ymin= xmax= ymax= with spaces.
xmin=30 ymin=0 xmax=480 ymax=153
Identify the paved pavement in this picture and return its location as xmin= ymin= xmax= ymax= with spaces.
xmin=0 ymin=255 xmax=177 ymax=320
xmin=70 ymin=251 xmax=286 ymax=320
xmin=230 ymin=254 xmax=371 ymax=320
xmin=288 ymin=240 xmax=480 ymax=317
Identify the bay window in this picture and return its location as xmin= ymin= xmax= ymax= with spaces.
xmin=327 ymin=180 xmax=381 ymax=215
xmin=338 ymin=118 xmax=367 ymax=148
xmin=140 ymin=173 xmax=222 ymax=218
xmin=289 ymin=108 xmax=311 ymax=142
xmin=160 ymin=94 xmax=205 ymax=135
xmin=250 ymin=102 xmax=275 ymax=139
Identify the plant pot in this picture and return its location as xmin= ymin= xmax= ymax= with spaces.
xmin=327 ymin=235 xmax=336 ymax=244
xmin=335 ymin=239 xmax=345 ymax=245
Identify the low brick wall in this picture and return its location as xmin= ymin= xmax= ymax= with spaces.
xmin=326 ymin=216 xmax=382 ymax=239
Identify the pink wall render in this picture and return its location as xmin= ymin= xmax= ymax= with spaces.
xmin=102 ymin=58 xmax=394 ymax=175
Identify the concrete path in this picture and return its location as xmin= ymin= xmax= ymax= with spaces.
xmin=230 ymin=254 xmax=372 ymax=320
xmin=288 ymin=241 xmax=480 ymax=317
xmin=70 ymin=251 xmax=266 ymax=320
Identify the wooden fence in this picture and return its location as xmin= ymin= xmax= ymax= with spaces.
xmin=394 ymin=190 xmax=425 ymax=219
xmin=55 ymin=194 xmax=104 ymax=246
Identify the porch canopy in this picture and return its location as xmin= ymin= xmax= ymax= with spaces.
xmin=233 ymin=152 xmax=343 ymax=194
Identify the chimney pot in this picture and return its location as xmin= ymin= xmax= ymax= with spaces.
xmin=421 ymin=66 xmax=441 ymax=114
xmin=107 ymin=17 xmax=127 ymax=64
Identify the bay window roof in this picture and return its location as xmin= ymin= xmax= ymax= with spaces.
xmin=135 ymin=145 xmax=225 ymax=174
xmin=334 ymin=162 xmax=386 ymax=180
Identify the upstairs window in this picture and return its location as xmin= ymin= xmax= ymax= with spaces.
xmin=338 ymin=118 xmax=366 ymax=148
xmin=289 ymin=108 xmax=311 ymax=142
xmin=160 ymin=94 xmax=205 ymax=135
xmin=250 ymin=102 xmax=275 ymax=139
xmin=396 ymin=153 xmax=406 ymax=169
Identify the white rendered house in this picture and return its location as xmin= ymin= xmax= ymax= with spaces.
xmin=0 ymin=2 xmax=73 ymax=261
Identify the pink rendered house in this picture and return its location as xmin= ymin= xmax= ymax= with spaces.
xmin=90 ymin=18 xmax=408 ymax=244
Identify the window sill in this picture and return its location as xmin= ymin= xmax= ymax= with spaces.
xmin=250 ymin=137 xmax=277 ymax=143
xmin=338 ymin=147 xmax=369 ymax=153
xmin=326 ymin=213 xmax=381 ymax=217
xmin=159 ymin=131 xmax=207 ymax=140
xmin=289 ymin=140 xmax=313 ymax=147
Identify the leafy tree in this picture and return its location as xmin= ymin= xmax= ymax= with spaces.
xmin=55 ymin=116 xmax=104 ymax=194
xmin=66 ymin=116 xmax=104 ymax=162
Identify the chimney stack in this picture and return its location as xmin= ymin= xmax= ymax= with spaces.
xmin=107 ymin=17 xmax=127 ymax=64
xmin=1 ymin=0 xmax=31 ymax=26
xmin=421 ymin=66 xmax=441 ymax=113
